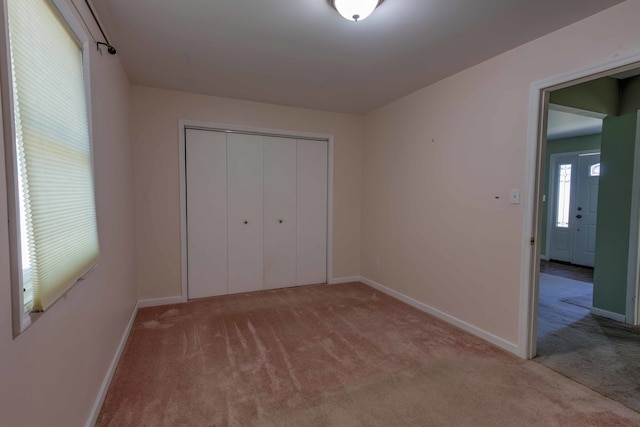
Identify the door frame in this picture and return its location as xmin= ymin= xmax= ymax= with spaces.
xmin=519 ymin=51 xmax=640 ymax=359
xmin=546 ymin=149 xmax=600 ymax=264
xmin=178 ymin=119 xmax=335 ymax=302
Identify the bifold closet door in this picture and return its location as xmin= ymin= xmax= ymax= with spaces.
xmin=227 ymin=133 xmax=264 ymax=294
xmin=297 ymin=139 xmax=328 ymax=285
xmin=263 ymin=137 xmax=297 ymax=289
xmin=186 ymin=129 xmax=228 ymax=298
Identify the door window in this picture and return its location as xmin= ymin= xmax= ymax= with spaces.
xmin=557 ymin=164 xmax=572 ymax=228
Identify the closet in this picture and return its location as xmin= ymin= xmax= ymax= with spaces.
xmin=185 ymin=128 xmax=328 ymax=299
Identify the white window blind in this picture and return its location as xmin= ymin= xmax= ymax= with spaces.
xmin=7 ymin=0 xmax=99 ymax=315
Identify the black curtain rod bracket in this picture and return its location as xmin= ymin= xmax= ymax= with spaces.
xmin=97 ymin=42 xmax=116 ymax=55
xmin=84 ymin=0 xmax=117 ymax=55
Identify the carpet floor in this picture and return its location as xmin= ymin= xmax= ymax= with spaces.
xmin=98 ymin=282 xmax=640 ymax=426
xmin=536 ymin=273 xmax=640 ymax=413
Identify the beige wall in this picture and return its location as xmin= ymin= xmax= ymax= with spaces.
xmin=0 ymin=6 xmax=136 ymax=427
xmin=131 ymin=86 xmax=363 ymax=299
xmin=361 ymin=0 xmax=640 ymax=346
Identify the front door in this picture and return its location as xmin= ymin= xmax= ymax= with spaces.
xmin=548 ymin=151 xmax=600 ymax=267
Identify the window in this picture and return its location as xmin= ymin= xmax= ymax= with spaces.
xmin=590 ymin=163 xmax=601 ymax=177
xmin=556 ymin=164 xmax=572 ymax=228
xmin=3 ymin=0 xmax=99 ymax=333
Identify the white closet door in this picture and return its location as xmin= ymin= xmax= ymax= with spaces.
xmin=186 ymin=129 xmax=227 ymax=298
xmin=227 ymin=133 xmax=264 ymax=294
xmin=263 ymin=137 xmax=297 ymax=289
xmin=297 ymin=139 xmax=328 ymax=285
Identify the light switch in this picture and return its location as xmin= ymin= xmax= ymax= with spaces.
xmin=510 ymin=189 xmax=520 ymax=204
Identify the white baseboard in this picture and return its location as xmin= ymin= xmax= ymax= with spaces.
xmin=86 ymin=301 xmax=139 ymax=427
xmin=540 ymin=255 xmax=550 ymax=261
xmin=591 ymin=307 xmax=626 ymax=323
xmin=138 ymin=295 xmax=185 ymax=308
xmin=329 ymin=276 xmax=361 ymax=285
xmin=359 ymin=277 xmax=519 ymax=356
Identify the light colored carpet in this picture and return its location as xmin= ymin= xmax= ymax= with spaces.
xmin=537 ymin=273 xmax=640 ymax=413
xmin=98 ymin=282 xmax=640 ymax=426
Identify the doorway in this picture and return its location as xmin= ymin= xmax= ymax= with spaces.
xmin=525 ymin=63 xmax=640 ymax=411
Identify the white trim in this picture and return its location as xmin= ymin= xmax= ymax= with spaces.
xmin=590 ymin=307 xmax=626 ymax=323
xmin=0 ymin=0 xmax=25 ymax=335
xmin=548 ymin=103 xmax=607 ymax=120
xmin=329 ymin=276 xmax=360 ymax=285
xmin=520 ymin=50 xmax=640 ymax=359
xmin=360 ymin=276 xmax=519 ymax=355
xmin=50 ymin=0 xmax=91 ymax=46
xmin=178 ymin=120 xmax=335 ymax=302
xmin=138 ymin=296 xmax=185 ymax=308
xmin=178 ymin=121 xmax=189 ymax=302
xmin=85 ymin=301 xmax=139 ymax=427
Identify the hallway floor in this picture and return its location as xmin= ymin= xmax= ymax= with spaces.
xmin=536 ymin=265 xmax=640 ymax=413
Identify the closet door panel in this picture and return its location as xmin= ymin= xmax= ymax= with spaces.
xmin=227 ymin=133 xmax=264 ymax=294
xmin=263 ymin=137 xmax=297 ymax=289
xmin=297 ymin=139 xmax=328 ymax=285
xmin=186 ymin=129 xmax=227 ymax=298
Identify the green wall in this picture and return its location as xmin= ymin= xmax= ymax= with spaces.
xmin=593 ymin=113 xmax=638 ymax=316
xmin=541 ymin=134 xmax=602 ymax=256
xmin=550 ymin=77 xmax=619 ymax=116
xmin=620 ymin=76 xmax=640 ymax=115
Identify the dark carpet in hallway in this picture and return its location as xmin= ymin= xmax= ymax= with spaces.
xmin=536 ymin=273 xmax=640 ymax=413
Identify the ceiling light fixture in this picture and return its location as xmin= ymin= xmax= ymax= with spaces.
xmin=329 ymin=0 xmax=385 ymax=22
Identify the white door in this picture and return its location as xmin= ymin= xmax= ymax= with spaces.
xmin=572 ymin=153 xmax=600 ymax=267
xmin=296 ymin=139 xmax=328 ymax=285
xmin=549 ymin=154 xmax=577 ymax=263
xmin=548 ymin=151 xmax=600 ymax=267
xmin=263 ymin=137 xmax=297 ymax=289
xmin=186 ymin=129 xmax=228 ymax=298
xmin=185 ymin=129 xmax=329 ymax=299
xmin=227 ymin=133 xmax=264 ymax=294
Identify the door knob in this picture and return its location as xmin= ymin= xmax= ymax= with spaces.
xmin=576 ymin=214 xmax=582 ymax=219
xmin=577 ymin=207 xmax=583 ymax=211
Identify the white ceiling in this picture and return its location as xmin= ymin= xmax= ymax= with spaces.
xmin=93 ymin=0 xmax=624 ymax=114
xmin=547 ymin=109 xmax=603 ymax=140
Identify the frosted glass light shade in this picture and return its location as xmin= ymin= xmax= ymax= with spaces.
xmin=333 ymin=0 xmax=380 ymax=22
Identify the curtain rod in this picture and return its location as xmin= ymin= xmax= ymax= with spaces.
xmin=83 ymin=0 xmax=117 ymax=55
